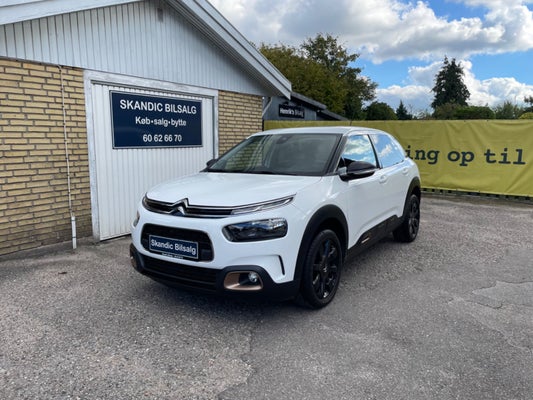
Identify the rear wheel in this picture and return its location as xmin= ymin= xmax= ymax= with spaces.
xmin=393 ymin=194 xmax=420 ymax=242
xmin=299 ymin=229 xmax=342 ymax=308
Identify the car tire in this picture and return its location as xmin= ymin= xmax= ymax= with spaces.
xmin=299 ymin=229 xmax=343 ymax=308
xmin=393 ymin=194 xmax=420 ymax=243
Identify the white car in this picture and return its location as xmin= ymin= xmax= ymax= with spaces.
xmin=130 ymin=126 xmax=421 ymax=308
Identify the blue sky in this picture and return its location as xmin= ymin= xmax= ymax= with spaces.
xmin=211 ymin=0 xmax=533 ymax=114
xmin=430 ymin=0 xmax=482 ymax=19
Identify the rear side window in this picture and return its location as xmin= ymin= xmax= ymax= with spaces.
xmin=371 ymin=133 xmax=405 ymax=168
xmin=338 ymin=134 xmax=377 ymax=168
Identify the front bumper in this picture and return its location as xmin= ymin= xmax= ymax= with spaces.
xmin=130 ymin=244 xmax=300 ymax=301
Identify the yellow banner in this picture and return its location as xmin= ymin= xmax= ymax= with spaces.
xmin=264 ymin=120 xmax=533 ymax=197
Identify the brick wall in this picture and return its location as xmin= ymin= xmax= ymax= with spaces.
xmin=0 ymin=58 xmax=92 ymax=256
xmin=218 ymin=91 xmax=263 ymax=154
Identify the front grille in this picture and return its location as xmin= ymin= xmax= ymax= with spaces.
xmin=141 ymin=254 xmax=218 ymax=291
xmin=142 ymin=195 xmax=294 ymax=218
xmin=141 ymin=224 xmax=214 ymax=262
xmin=143 ymin=197 xmax=233 ymax=218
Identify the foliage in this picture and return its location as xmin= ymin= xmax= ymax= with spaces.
xmin=260 ymin=44 xmax=345 ymax=113
xmin=434 ymin=103 xmax=496 ymax=120
xmin=519 ymin=112 xmax=533 ymax=119
xmin=365 ymin=101 xmax=398 ymax=120
xmin=454 ymin=106 xmax=495 ymax=119
xmin=260 ymin=34 xmax=376 ymax=118
xmin=494 ymin=101 xmax=524 ymax=119
xmin=396 ymin=101 xmax=413 ymax=120
xmin=301 ymin=34 xmax=354 ymax=76
xmin=433 ymin=103 xmax=461 ymax=119
xmin=431 ymin=56 xmax=470 ymax=110
xmin=524 ymin=96 xmax=533 ymax=113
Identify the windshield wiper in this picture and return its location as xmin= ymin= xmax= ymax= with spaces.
xmin=248 ymin=168 xmax=276 ymax=174
xmin=207 ymin=167 xmax=286 ymax=175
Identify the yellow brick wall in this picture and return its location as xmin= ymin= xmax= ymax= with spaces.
xmin=0 ymin=58 xmax=92 ymax=256
xmin=218 ymin=91 xmax=263 ymax=154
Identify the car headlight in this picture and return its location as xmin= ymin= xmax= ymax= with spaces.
xmin=230 ymin=196 xmax=294 ymax=215
xmin=223 ymin=218 xmax=288 ymax=242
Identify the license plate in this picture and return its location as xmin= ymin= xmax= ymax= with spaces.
xmin=148 ymin=235 xmax=198 ymax=259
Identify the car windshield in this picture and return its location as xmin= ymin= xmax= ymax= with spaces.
xmin=207 ymin=133 xmax=342 ymax=176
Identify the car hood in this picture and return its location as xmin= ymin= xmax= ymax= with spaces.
xmin=146 ymin=172 xmax=322 ymax=207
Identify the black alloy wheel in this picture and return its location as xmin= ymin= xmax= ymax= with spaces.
xmin=300 ymin=229 xmax=342 ymax=308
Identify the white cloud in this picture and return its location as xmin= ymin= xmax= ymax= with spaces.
xmin=211 ymin=0 xmax=533 ymax=62
xmin=375 ymin=61 xmax=440 ymax=113
xmin=376 ymin=85 xmax=434 ymax=113
xmin=463 ymin=63 xmax=533 ymax=106
xmin=376 ymin=59 xmax=533 ymax=113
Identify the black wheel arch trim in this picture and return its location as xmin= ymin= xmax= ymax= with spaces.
xmin=293 ymin=204 xmax=348 ymax=286
xmin=409 ymin=177 xmax=421 ymax=196
xmin=405 ymin=177 xmax=421 ymax=212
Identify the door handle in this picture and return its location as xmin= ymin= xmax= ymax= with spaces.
xmin=402 ymin=167 xmax=409 ymax=175
xmin=379 ymin=175 xmax=388 ymax=184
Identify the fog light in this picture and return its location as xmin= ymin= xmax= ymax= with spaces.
xmin=224 ymin=271 xmax=263 ymax=291
xmin=248 ymin=272 xmax=260 ymax=284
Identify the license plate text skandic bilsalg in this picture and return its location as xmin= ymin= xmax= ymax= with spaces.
xmin=148 ymin=235 xmax=198 ymax=259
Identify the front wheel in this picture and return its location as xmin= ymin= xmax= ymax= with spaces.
xmin=393 ymin=194 xmax=420 ymax=242
xmin=299 ymin=230 xmax=343 ymax=308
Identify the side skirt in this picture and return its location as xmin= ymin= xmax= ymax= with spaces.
xmin=350 ymin=215 xmax=401 ymax=256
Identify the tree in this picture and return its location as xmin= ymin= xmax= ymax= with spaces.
xmin=260 ymin=34 xmax=376 ymax=118
xmin=434 ymin=104 xmax=495 ymax=120
xmin=494 ymin=101 xmax=523 ymax=119
xmin=260 ymin=44 xmax=345 ymax=113
xmin=524 ymin=96 xmax=533 ymax=113
xmin=519 ymin=112 xmax=533 ymax=119
xmin=302 ymin=34 xmax=352 ymax=76
xmin=431 ymin=56 xmax=470 ymax=110
xmin=433 ymin=102 xmax=461 ymax=119
xmin=454 ymin=106 xmax=495 ymax=119
xmin=365 ymin=101 xmax=398 ymax=120
xmin=396 ymin=100 xmax=413 ymax=120
xmin=301 ymin=34 xmax=377 ymax=119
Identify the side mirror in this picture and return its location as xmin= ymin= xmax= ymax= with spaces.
xmin=206 ymin=158 xmax=218 ymax=168
xmin=202 ymin=158 xmax=219 ymax=172
xmin=339 ymin=161 xmax=377 ymax=181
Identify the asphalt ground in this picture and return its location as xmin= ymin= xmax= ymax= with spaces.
xmin=1 ymin=195 xmax=532 ymax=400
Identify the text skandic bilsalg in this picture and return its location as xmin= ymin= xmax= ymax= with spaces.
xmin=119 ymin=99 xmax=197 ymax=114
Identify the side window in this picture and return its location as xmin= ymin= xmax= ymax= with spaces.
xmin=371 ymin=133 xmax=405 ymax=168
xmin=338 ymin=135 xmax=377 ymax=168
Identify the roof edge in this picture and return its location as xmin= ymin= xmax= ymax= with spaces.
xmin=291 ymin=92 xmax=326 ymax=110
xmin=0 ymin=0 xmax=140 ymax=25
